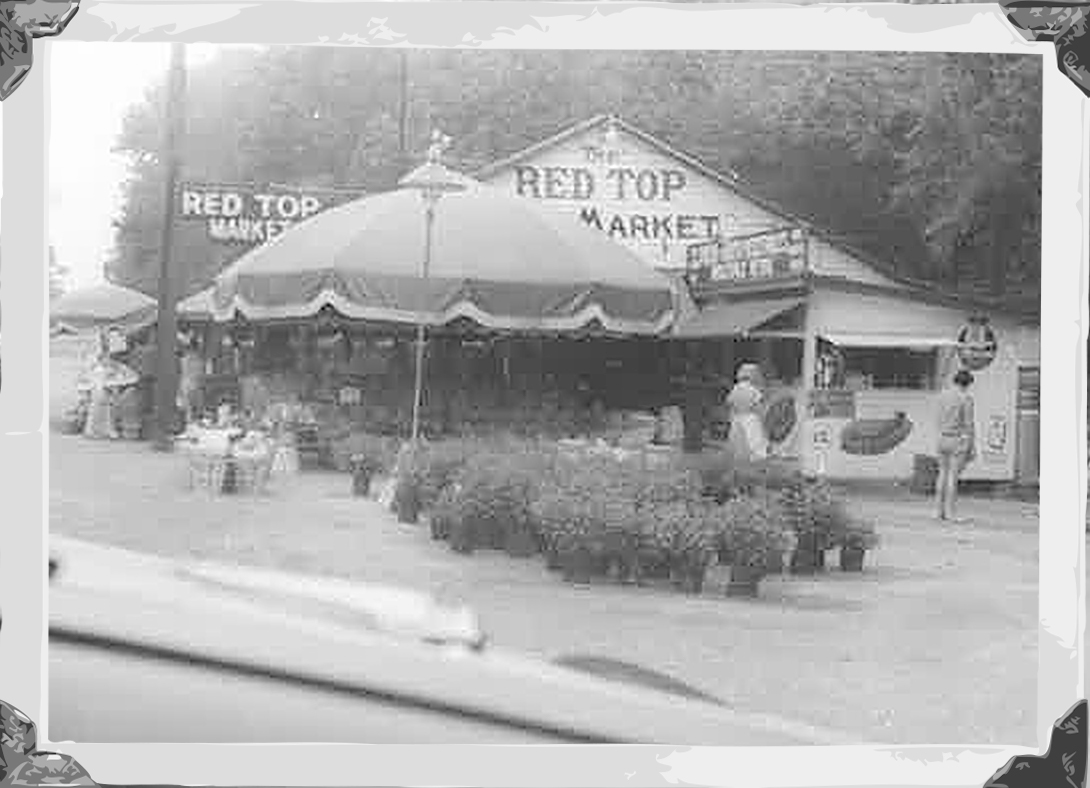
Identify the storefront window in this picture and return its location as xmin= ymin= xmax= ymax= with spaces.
xmin=839 ymin=347 xmax=938 ymax=390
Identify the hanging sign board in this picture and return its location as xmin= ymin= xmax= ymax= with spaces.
xmin=956 ymin=315 xmax=998 ymax=371
xmin=178 ymin=183 xmax=366 ymax=247
xmin=481 ymin=121 xmax=787 ymax=270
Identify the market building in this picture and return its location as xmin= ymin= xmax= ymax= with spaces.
xmin=479 ymin=116 xmax=1041 ymax=484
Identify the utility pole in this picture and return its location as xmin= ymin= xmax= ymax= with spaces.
xmin=153 ymin=42 xmax=187 ymax=452
xmin=398 ymin=50 xmax=410 ymax=175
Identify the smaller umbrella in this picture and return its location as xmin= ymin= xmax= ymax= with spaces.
xmin=51 ymin=282 xmax=157 ymax=330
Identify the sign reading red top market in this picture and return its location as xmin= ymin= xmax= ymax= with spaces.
xmin=956 ymin=315 xmax=998 ymax=371
xmin=511 ymin=156 xmax=718 ymax=244
xmin=482 ymin=120 xmax=795 ymax=271
xmin=179 ymin=184 xmax=365 ymax=247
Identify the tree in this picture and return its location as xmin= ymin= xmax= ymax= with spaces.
xmin=106 ymin=49 xmax=1042 ymax=313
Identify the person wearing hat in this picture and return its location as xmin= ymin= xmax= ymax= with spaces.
xmin=935 ymin=368 xmax=977 ymax=522
xmin=726 ymin=362 xmax=768 ymax=462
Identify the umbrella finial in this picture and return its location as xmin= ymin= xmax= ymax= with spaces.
xmin=427 ymin=130 xmax=452 ymax=164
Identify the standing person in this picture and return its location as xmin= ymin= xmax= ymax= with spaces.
xmin=726 ymin=362 xmax=768 ymax=462
xmin=82 ymin=334 xmax=119 ymax=440
xmin=935 ymin=369 xmax=976 ymax=522
xmin=177 ymin=339 xmax=205 ymax=426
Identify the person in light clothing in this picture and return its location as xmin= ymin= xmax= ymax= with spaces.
xmin=177 ymin=341 xmax=205 ymax=426
xmin=935 ymin=369 xmax=976 ymax=522
xmin=726 ymin=362 xmax=768 ymax=462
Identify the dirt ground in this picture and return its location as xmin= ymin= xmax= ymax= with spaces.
xmin=48 ymin=434 xmax=1041 ymax=745
xmin=48 ymin=338 xmax=1045 ymax=746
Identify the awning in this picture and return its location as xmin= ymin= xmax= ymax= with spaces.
xmin=821 ymin=332 xmax=957 ymax=349
xmin=673 ymin=298 xmax=803 ymax=339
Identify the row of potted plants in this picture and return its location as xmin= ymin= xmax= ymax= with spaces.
xmin=383 ymin=437 xmax=878 ymax=598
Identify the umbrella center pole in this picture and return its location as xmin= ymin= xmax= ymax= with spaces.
xmin=410 ymin=324 xmax=427 ymax=445
xmin=409 ymin=195 xmax=438 ymax=447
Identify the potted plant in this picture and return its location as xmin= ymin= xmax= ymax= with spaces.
xmin=779 ymin=477 xmax=849 ymax=575
xmin=838 ymin=520 xmax=878 ymax=572
xmin=719 ymin=496 xmax=790 ymax=598
xmin=561 ymin=539 xmax=597 ymax=585
xmin=348 ymin=452 xmax=385 ymax=498
xmin=393 ymin=466 xmax=424 ymax=524
xmin=662 ymin=503 xmax=717 ymax=595
xmin=429 ymin=485 xmax=461 ymax=541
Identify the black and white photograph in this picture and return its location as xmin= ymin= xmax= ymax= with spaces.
xmin=44 ymin=43 xmax=1049 ymax=749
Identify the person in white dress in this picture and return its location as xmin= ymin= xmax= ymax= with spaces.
xmin=726 ymin=362 xmax=768 ymax=462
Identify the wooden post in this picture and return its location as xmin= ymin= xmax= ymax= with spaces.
xmin=800 ymin=298 xmax=818 ymax=474
xmin=152 ymin=43 xmax=187 ymax=451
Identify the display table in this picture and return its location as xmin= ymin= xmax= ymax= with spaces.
xmin=176 ymin=426 xmax=282 ymax=495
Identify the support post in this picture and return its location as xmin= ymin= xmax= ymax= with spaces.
xmin=153 ymin=43 xmax=187 ymax=451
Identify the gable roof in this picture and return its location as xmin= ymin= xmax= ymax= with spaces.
xmin=475 ymin=114 xmax=912 ymax=289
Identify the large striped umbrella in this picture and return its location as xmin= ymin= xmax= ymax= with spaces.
xmin=208 ymin=174 xmax=675 ymax=336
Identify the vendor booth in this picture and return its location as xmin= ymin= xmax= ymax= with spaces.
xmin=479 ymin=114 xmax=1041 ymax=485
xmin=132 ymin=115 xmax=1039 ymax=483
xmin=675 ymin=278 xmax=1040 ymax=484
xmin=182 ymin=165 xmax=679 ymax=445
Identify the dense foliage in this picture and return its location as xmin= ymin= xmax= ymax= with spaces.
xmin=390 ymin=437 xmax=874 ymax=594
xmin=109 ymin=50 xmax=1041 ymax=313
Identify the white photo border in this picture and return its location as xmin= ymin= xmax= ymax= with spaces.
xmin=1 ymin=3 xmax=1085 ymax=786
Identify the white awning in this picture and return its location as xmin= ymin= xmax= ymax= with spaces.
xmin=822 ymin=332 xmax=957 ymax=349
xmin=673 ymin=298 xmax=803 ymax=338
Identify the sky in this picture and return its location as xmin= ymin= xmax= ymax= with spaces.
xmin=47 ymin=42 xmax=222 ymax=290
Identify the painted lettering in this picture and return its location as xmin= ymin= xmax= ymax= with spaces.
xmin=254 ymin=194 xmax=276 ymax=218
xmin=629 ymin=215 xmax=650 ymax=240
xmin=203 ymin=192 xmax=223 ymax=216
xmin=266 ymin=220 xmax=289 ymax=241
xmin=515 ymin=166 xmax=541 ymax=198
xmin=650 ymin=215 xmax=674 ymax=240
xmin=608 ymin=168 xmax=637 ymax=200
xmin=207 ymin=217 xmax=296 ymax=244
xmin=662 ymin=170 xmax=686 ymax=201
xmin=221 ymin=192 xmax=244 ymax=217
xmin=608 ymin=214 xmax=629 ymax=239
xmin=543 ymin=167 xmax=569 ymax=199
xmin=572 ymin=168 xmax=595 ymax=200
xmin=583 ymin=146 xmax=606 ymax=165
xmin=579 ymin=206 xmax=604 ymax=231
xmin=181 ymin=191 xmax=204 ymax=216
xmin=276 ymin=195 xmax=301 ymax=219
xmin=676 ymin=216 xmax=698 ymax=240
xmin=700 ymin=215 xmax=720 ymax=237
xmin=300 ymin=195 xmax=322 ymax=217
xmin=635 ymin=170 xmax=658 ymax=201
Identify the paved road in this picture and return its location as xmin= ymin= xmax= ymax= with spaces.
xmin=50 ymin=428 xmax=1041 ymax=746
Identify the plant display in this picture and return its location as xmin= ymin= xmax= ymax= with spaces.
xmin=393 ymin=435 xmax=865 ymax=598
xmin=835 ymin=517 xmax=879 ymax=572
xmin=716 ymin=496 xmax=792 ymax=572
xmin=442 ymin=455 xmax=540 ymax=555
xmin=330 ymin=431 xmax=399 ymax=475
xmin=778 ymin=475 xmax=854 ymax=572
xmin=391 ymin=438 xmax=480 ymax=523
